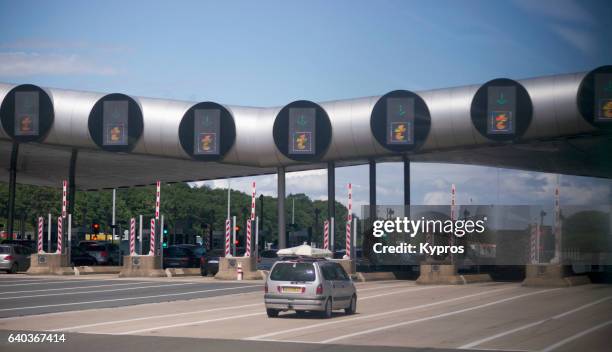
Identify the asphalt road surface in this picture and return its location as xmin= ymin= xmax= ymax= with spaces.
xmin=0 ymin=275 xmax=611 ymax=351
xmin=0 ymin=275 xmax=261 ymax=318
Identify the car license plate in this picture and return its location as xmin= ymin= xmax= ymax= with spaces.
xmin=282 ymin=287 xmax=302 ymax=293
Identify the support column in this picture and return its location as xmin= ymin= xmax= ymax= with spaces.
xmin=404 ymin=156 xmax=410 ymax=218
xmin=68 ymin=149 xmax=78 ymax=217
xmin=277 ymin=166 xmax=286 ymax=249
xmin=327 ymin=162 xmax=335 ymax=219
xmin=7 ymin=142 xmax=19 ymax=241
xmin=327 ymin=162 xmax=335 ymax=251
xmin=369 ymin=160 xmax=376 ymax=223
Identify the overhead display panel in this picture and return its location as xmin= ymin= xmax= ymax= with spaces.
xmin=88 ymin=93 xmax=143 ymax=152
xmin=179 ymin=102 xmax=235 ymax=161
xmin=273 ymin=100 xmax=331 ymax=162
xmin=370 ymin=90 xmax=430 ymax=153
xmin=102 ymin=100 xmax=129 ymax=146
xmin=14 ymin=91 xmax=40 ymax=136
xmin=288 ymin=107 xmax=316 ymax=155
xmin=470 ymin=78 xmax=532 ymax=142
xmin=577 ymin=65 xmax=612 ymax=130
xmin=486 ymin=86 xmax=516 ymax=135
xmin=0 ymin=84 xmax=54 ymax=143
xmin=594 ymin=73 xmax=612 ymax=121
xmin=194 ymin=109 xmax=221 ymax=155
xmin=386 ymin=97 xmax=415 ymax=145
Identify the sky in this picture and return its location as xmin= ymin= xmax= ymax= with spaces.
xmin=1 ymin=0 xmax=611 ymax=218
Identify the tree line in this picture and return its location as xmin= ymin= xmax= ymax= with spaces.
xmin=0 ymin=182 xmax=350 ymax=248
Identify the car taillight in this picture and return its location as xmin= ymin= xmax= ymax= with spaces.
xmin=4 ymin=255 xmax=13 ymax=261
xmin=316 ymin=283 xmax=323 ymax=295
xmin=100 ymin=251 xmax=108 ymax=257
xmin=264 ymin=283 xmax=268 ymax=293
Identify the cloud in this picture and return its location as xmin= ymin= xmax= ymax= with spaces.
xmin=548 ymin=25 xmax=595 ymax=56
xmin=0 ymin=52 xmax=119 ymax=76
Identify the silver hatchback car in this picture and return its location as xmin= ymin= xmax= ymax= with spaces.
xmin=264 ymin=257 xmax=356 ymax=318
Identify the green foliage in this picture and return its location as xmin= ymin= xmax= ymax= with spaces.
xmin=0 ymin=182 xmax=348 ymax=245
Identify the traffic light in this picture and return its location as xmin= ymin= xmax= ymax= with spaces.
xmin=162 ymin=227 xmax=168 ymax=248
xmin=234 ymin=225 xmax=241 ymax=233
xmin=234 ymin=239 xmax=240 ymax=246
xmin=92 ymin=223 xmax=100 ymax=234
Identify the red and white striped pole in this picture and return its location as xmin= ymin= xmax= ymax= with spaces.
xmin=345 ymin=183 xmax=352 ymax=259
xmin=56 ymin=216 xmax=63 ymax=254
xmin=250 ymin=181 xmax=256 ymax=221
xmin=37 ymin=217 xmax=44 ymax=254
xmin=554 ymin=180 xmax=561 ymax=263
xmin=149 ymin=218 xmax=156 ymax=256
xmin=129 ymin=218 xmax=136 ymax=255
xmin=225 ymin=219 xmax=231 ymax=256
xmin=530 ymin=223 xmax=538 ymax=264
xmin=245 ymin=219 xmax=252 ymax=257
xmin=323 ymin=220 xmax=329 ymax=250
xmin=155 ymin=181 xmax=161 ymax=220
xmin=62 ymin=180 xmax=67 ymax=218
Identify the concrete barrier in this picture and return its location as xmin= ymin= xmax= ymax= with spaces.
xmin=26 ymin=254 xmax=74 ymax=275
xmin=215 ymin=256 xmax=262 ymax=280
xmin=522 ymin=264 xmax=591 ymax=287
xmin=354 ymin=271 xmax=397 ymax=282
xmin=74 ymin=266 xmax=122 ymax=275
xmin=416 ymin=263 xmax=492 ymax=285
xmin=118 ymin=255 xmax=166 ymax=277
xmin=165 ymin=268 xmax=201 ymax=277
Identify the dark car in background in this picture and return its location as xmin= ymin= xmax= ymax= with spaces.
xmin=257 ymin=249 xmax=279 ymax=271
xmin=202 ymin=248 xmax=225 ymax=276
xmin=70 ymin=246 xmax=97 ymax=266
xmin=78 ymin=242 xmax=121 ymax=265
xmin=163 ymin=245 xmax=200 ymax=269
xmin=1 ymin=239 xmax=37 ymax=252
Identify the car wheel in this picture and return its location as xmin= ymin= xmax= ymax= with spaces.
xmin=345 ymin=295 xmax=357 ymax=315
xmin=321 ymin=298 xmax=332 ymax=319
xmin=266 ymin=309 xmax=279 ymax=318
xmin=8 ymin=263 xmax=18 ymax=274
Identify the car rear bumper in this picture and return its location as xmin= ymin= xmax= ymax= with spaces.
xmin=0 ymin=261 xmax=14 ymax=270
xmin=264 ymin=295 xmax=326 ymax=311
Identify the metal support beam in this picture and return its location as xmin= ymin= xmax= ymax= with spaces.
xmin=7 ymin=142 xmax=19 ymax=240
xmin=369 ymin=160 xmax=376 ymax=223
xmin=327 ymin=161 xmax=335 ymax=219
xmin=68 ymin=149 xmax=78 ymax=216
xmin=404 ymin=155 xmax=411 ymax=218
xmin=277 ymin=166 xmax=286 ymax=249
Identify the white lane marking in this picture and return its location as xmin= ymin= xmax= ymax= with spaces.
xmin=0 ymin=281 xmax=155 ymax=295
xmin=360 ymin=286 xmax=444 ymax=300
xmin=459 ymin=295 xmax=612 ymax=349
xmin=0 ymin=285 xmax=261 ymax=312
xmin=320 ymin=289 xmax=559 ymax=343
xmin=356 ymin=283 xmax=416 ymax=292
xmin=540 ymin=319 xmax=612 ymax=352
xmin=50 ymin=303 xmax=262 ymax=332
xmin=0 ymin=279 xmax=129 ymax=287
xmin=0 ymin=279 xmax=58 ymax=284
xmin=0 ymin=282 xmax=198 ymax=300
xmin=120 ymin=312 xmax=265 ymax=335
xmin=245 ymin=286 xmax=517 ymax=340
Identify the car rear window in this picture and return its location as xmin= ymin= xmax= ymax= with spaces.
xmin=84 ymin=245 xmax=105 ymax=251
xmin=270 ymin=262 xmax=316 ymax=282
xmin=0 ymin=246 xmax=11 ymax=254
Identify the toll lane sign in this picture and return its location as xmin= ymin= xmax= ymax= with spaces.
xmin=595 ymin=73 xmax=612 ymax=121
xmin=194 ymin=109 xmax=220 ymax=155
xmin=289 ymin=107 xmax=316 ymax=155
xmin=386 ymin=97 xmax=414 ymax=145
xmin=14 ymin=91 xmax=39 ymax=136
xmin=487 ymin=86 xmax=516 ymax=134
